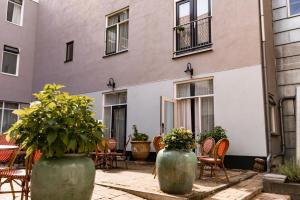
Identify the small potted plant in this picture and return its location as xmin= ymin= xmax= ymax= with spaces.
xmin=198 ymin=126 xmax=228 ymax=144
xmin=7 ymin=84 xmax=104 ymax=200
xmin=156 ymin=128 xmax=197 ymax=195
xmin=130 ymin=125 xmax=151 ymax=161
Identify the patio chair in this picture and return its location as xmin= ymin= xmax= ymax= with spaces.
xmin=109 ymin=136 xmax=131 ymax=169
xmin=152 ymin=135 xmax=165 ymax=179
xmin=198 ymin=137 xmax=215 ymax=158
xmin=0 ymin=134 xmax=16 ymax=165
xmin=0 ymin=151 xmax=36 ymax=200
xmin=94 ymin=139 xmax=109 ymax=169
xmin=199 ymin=138 xmax=230 ymax=183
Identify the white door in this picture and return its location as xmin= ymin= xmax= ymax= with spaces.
xmin=160 ymin=96 xmax=177 ymax=134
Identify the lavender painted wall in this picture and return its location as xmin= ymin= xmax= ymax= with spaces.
xmin=0 ymin=0 xmax=38 ymax=103
xmin=33 ymin=0 xmax=263 ymax=94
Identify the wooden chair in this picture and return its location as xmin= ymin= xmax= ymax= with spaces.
xmin=198 ymin=137 xmax=215 ymax=158
xmin=0 ymin=151 xmax=36 ymax=200
xmin=152 ymin=136 xmax=165 ymax=179
xmin=94 ymin=139 xmax=109 ymax=169
xmin=109 ymin=136 xmax=131 ymax=169
xmin=199 ymin=138 xmax=230 ymax=183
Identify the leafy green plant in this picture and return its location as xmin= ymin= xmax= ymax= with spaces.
xmin=7 ymin=84 xmax=104 ymax=158
xmin=198 ymin=126 xmax=227 ymax=144
xmin=131 ymin=125 xmax=148 ymax=141
xmin=163 ymin=128 xmax=195 ymax=151
xmin=278 ymin=160 xmax=300 ymax=183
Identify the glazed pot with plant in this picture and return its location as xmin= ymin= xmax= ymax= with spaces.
xmin=156 ymin=128 xmax=197 ymax=195
xmin=130 ymin=125 xmax=151 ymax=161
xmin=7 ymin=84 xmax=104 ymax=200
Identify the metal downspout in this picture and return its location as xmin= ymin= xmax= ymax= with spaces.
xmin=258 ymin=0 xmax=272 ymax=172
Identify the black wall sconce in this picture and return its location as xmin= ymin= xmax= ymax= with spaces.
xmin=185 ymin=63 xmax=194 ymax=78
xmin=107 ymin=78 xmax=116 ymax=90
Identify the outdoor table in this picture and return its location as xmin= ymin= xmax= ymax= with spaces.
xmin=0 ymin=145 xmax=19 ymax=150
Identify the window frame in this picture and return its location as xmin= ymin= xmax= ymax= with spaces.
xmin=65 ymin=41 xmax=74 ymax=63
xmin=0 ymin=101 xmax=20 ymax=133
xmin=173 ymin=0 xmax=212 ymax=56
xmin=288 ymin=0 xmax=300 ymax=17
xmin=1 ymin=45 xmax=20 ymax=77
xmin=104 ymin=7 xmax=129 ymax=56
xmin=6 ymin=0 xmax=24 ymax=26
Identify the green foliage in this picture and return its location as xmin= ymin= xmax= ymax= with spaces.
xmin=7 ymin=84 xmax=104 ymax=158
xmin=163 ymin=128 xmax=195 ymax=151
xmin=131 ymin=125 xmax=148 ymax=141
xmin=279 ymin=160 xmax=300 ymax=183
xmin=198 ymin=126 xmax=227 ymax=144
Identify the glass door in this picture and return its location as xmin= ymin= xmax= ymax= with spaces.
xmin=111 ymin=105 xmax=127 ymax=151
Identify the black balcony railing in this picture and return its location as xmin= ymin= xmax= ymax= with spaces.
xmin=173 ymin=16 xmax=212 ymax=56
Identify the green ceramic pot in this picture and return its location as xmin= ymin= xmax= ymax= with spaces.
xmin=31 ymin=154 xmax=95 ymax=200
xmin=156 ymin=149 xmax=197 ymax=195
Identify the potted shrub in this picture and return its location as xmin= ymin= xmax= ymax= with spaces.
xmin=263 ymin=160 xmax=300 ymax=199
xmin=157 ymin=128 xmax=197 ymax=195
xmin=130 ymin=125 xmax=151 ymax=161
xmin=7 ymin=84 xmax=104 ymax=200
xmin=198 ymin=126 xmax=227 ymax=144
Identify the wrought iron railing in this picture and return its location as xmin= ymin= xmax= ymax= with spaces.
xmin=173 ymin=16 xmax=212 ymax=55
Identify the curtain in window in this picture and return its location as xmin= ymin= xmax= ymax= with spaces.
xmin=176 ymin=83 xmax=191 ymax=98
xmin=2 ymin=52 xmax=18 ymax=75
xmin=108 ymin=15 xmax=118 ymax=26
xmin=201 ymin=97 xmax=214 ymax=132
xmin=12 ymin=3 xmax=21 ymax=25
xmin=106 ymin=26 xmax=117 ymax=54
xmin=105 ymin=92 xmax=127 ymax=106
xmin=103 ymin=107 xmax=111 ymax=138
xmin=194 ymin=79 xmax=213 ymax=96
xmin=119 ymin=22 xmax=128 ymax=51
xmin=2 ymin=110 xmax=18 ymax=132
xmin=113 ymin=107 xmax=126 ymax=150
xmin=176 ymin=99 xmax=192 ymax=130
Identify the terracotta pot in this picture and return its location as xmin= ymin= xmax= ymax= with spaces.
xmin=131 ymin=141 xmax=151 ymax=161
xmin=156 ymin=149 xmax=197 ymax=195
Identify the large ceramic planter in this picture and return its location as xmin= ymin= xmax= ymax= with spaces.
xmin=31 ymin=154 xmax=95 ymax=200
xmin=156 ymin=149 xmax=197 ymax=195
xmin=131 ymin=141 xmax=151 ymax=161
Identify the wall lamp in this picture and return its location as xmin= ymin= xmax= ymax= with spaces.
xmin=185 ymin=63 xmax=194 ymax=78
xmin=107 ymin=78 xmax=116 ymax=90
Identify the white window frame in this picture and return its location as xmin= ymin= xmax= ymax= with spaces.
xmin=102 ymin=90 xmax=127 ymax=138
xmin=0 ymin=102 xmax=20 ymax=133
xmin=105 ymin=7 xmax=129 ymax=56
xmin=1 ymin=46 xmax=20 ymax=77
xmin=6 ymin=0 xmax=24 ymax=26
xmin=287 ymin=0 xmax=300 ymax=17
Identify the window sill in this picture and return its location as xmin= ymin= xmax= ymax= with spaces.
xmin=173 ymin=47 xmax=213 ymax=59
xmin=103 ymin=50 xmax=128 ymax=58
xmin=6 ymin=20 xmax=22 ymax=27
xmin=1 ymin=72 xmax=18 ymax=77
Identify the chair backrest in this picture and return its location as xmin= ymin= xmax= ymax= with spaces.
xmin=108 ymin=138 xmax=117 ymax=152
xmin=0 ymin=134 xmax=16 ymax=162
xmin=201 ymin=137 xmax=215 ymax=156
xmin=97 ymin=138 xmax=109 ymax=153
xmin=152 ymin=136 xmax=165 ymax=153
xmin=213 ymin=138 xmax=229 ymax=161
xmin=34 ymin=150 xmax=42 ymax=162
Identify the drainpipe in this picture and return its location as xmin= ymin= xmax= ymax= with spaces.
xmin=258 ymin=0 xmax=272 ymax=172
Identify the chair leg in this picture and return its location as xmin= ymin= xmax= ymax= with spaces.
xmin=21 ymin=180 xmax=25 ymax=200
xmin=199 ymin=163 xmax=204 ymax=179
xmin=221 ymin=163 xmax=229 ymax=183
xmin=9 ymin=179 xmax=15 ymax=199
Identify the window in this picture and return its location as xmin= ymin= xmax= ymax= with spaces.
xmin=7 ymin=0 xmax=23 ymax=25
xmin=0 ymin=102 xmax=19 ymax=133
xmin=289 ymin=0 xmax=300 ymax=16
xmin=65 ymin=41 xmax=74 ymax=63
xmin=2 ymin=45 xmax=19 ymax=75
xmin=174 ymin=0 xmax=212 ymax=56
xmin=103 ymin=92 xmax=127 ymax=150
xmin=105 ymin=8 xmax=129 ymax=55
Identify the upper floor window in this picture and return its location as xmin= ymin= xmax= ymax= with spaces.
xmin=289 ymin=0 xmax=300 ymax=16
xmin=1 ymin=45 xmax=19 ymax=76
xmin=65 ymin=41 xmax=74 ymax=63
xmin=105 ymin=8 xmax=129 ymax=56
xmin=0 ymin=101 xmax=19 ymax=133
xmin=7 ymin=0 xmax=23 ymax=26
xmin=174 ymin=0 xmax=212 ymax=56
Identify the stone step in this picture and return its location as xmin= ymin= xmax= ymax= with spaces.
xmin=204 ymin=174 xmax=263 ymax=200
xmin=252 ymin=193 xmax=291 ymax=200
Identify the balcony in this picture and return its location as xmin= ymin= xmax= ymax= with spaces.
xmin=173 ymin=16 xmax=212 ymax=56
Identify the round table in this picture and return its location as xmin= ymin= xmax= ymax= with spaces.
xmin=0 ymin=145 xmax=19 ymax=150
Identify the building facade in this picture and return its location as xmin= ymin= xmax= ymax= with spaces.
xmin=1 ymin=0 xmax=286 ymax=169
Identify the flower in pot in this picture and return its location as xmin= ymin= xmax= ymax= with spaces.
xmin=157 ymin=128 xmax=197 ymax=195
xmin=130 ymin=125 xmax=151 ymax=161
xmin=7 ymin=84 xmax=104 ymax=200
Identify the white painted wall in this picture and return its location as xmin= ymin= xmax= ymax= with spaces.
xmin=81 ymin=91 xmax=102 ymax=120
xmin=296 ymin=87 xmax=300 ymax=161
xmin=82 ymin=65 xmax=267 ymax=156
xmin=214 ymin=65 xmax=267 ymax=157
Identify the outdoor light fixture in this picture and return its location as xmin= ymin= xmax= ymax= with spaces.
xmin=185 ymin=63 xmax=194 ymax=78
xmin=107 ymin=78 xmax=116 ymax=90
